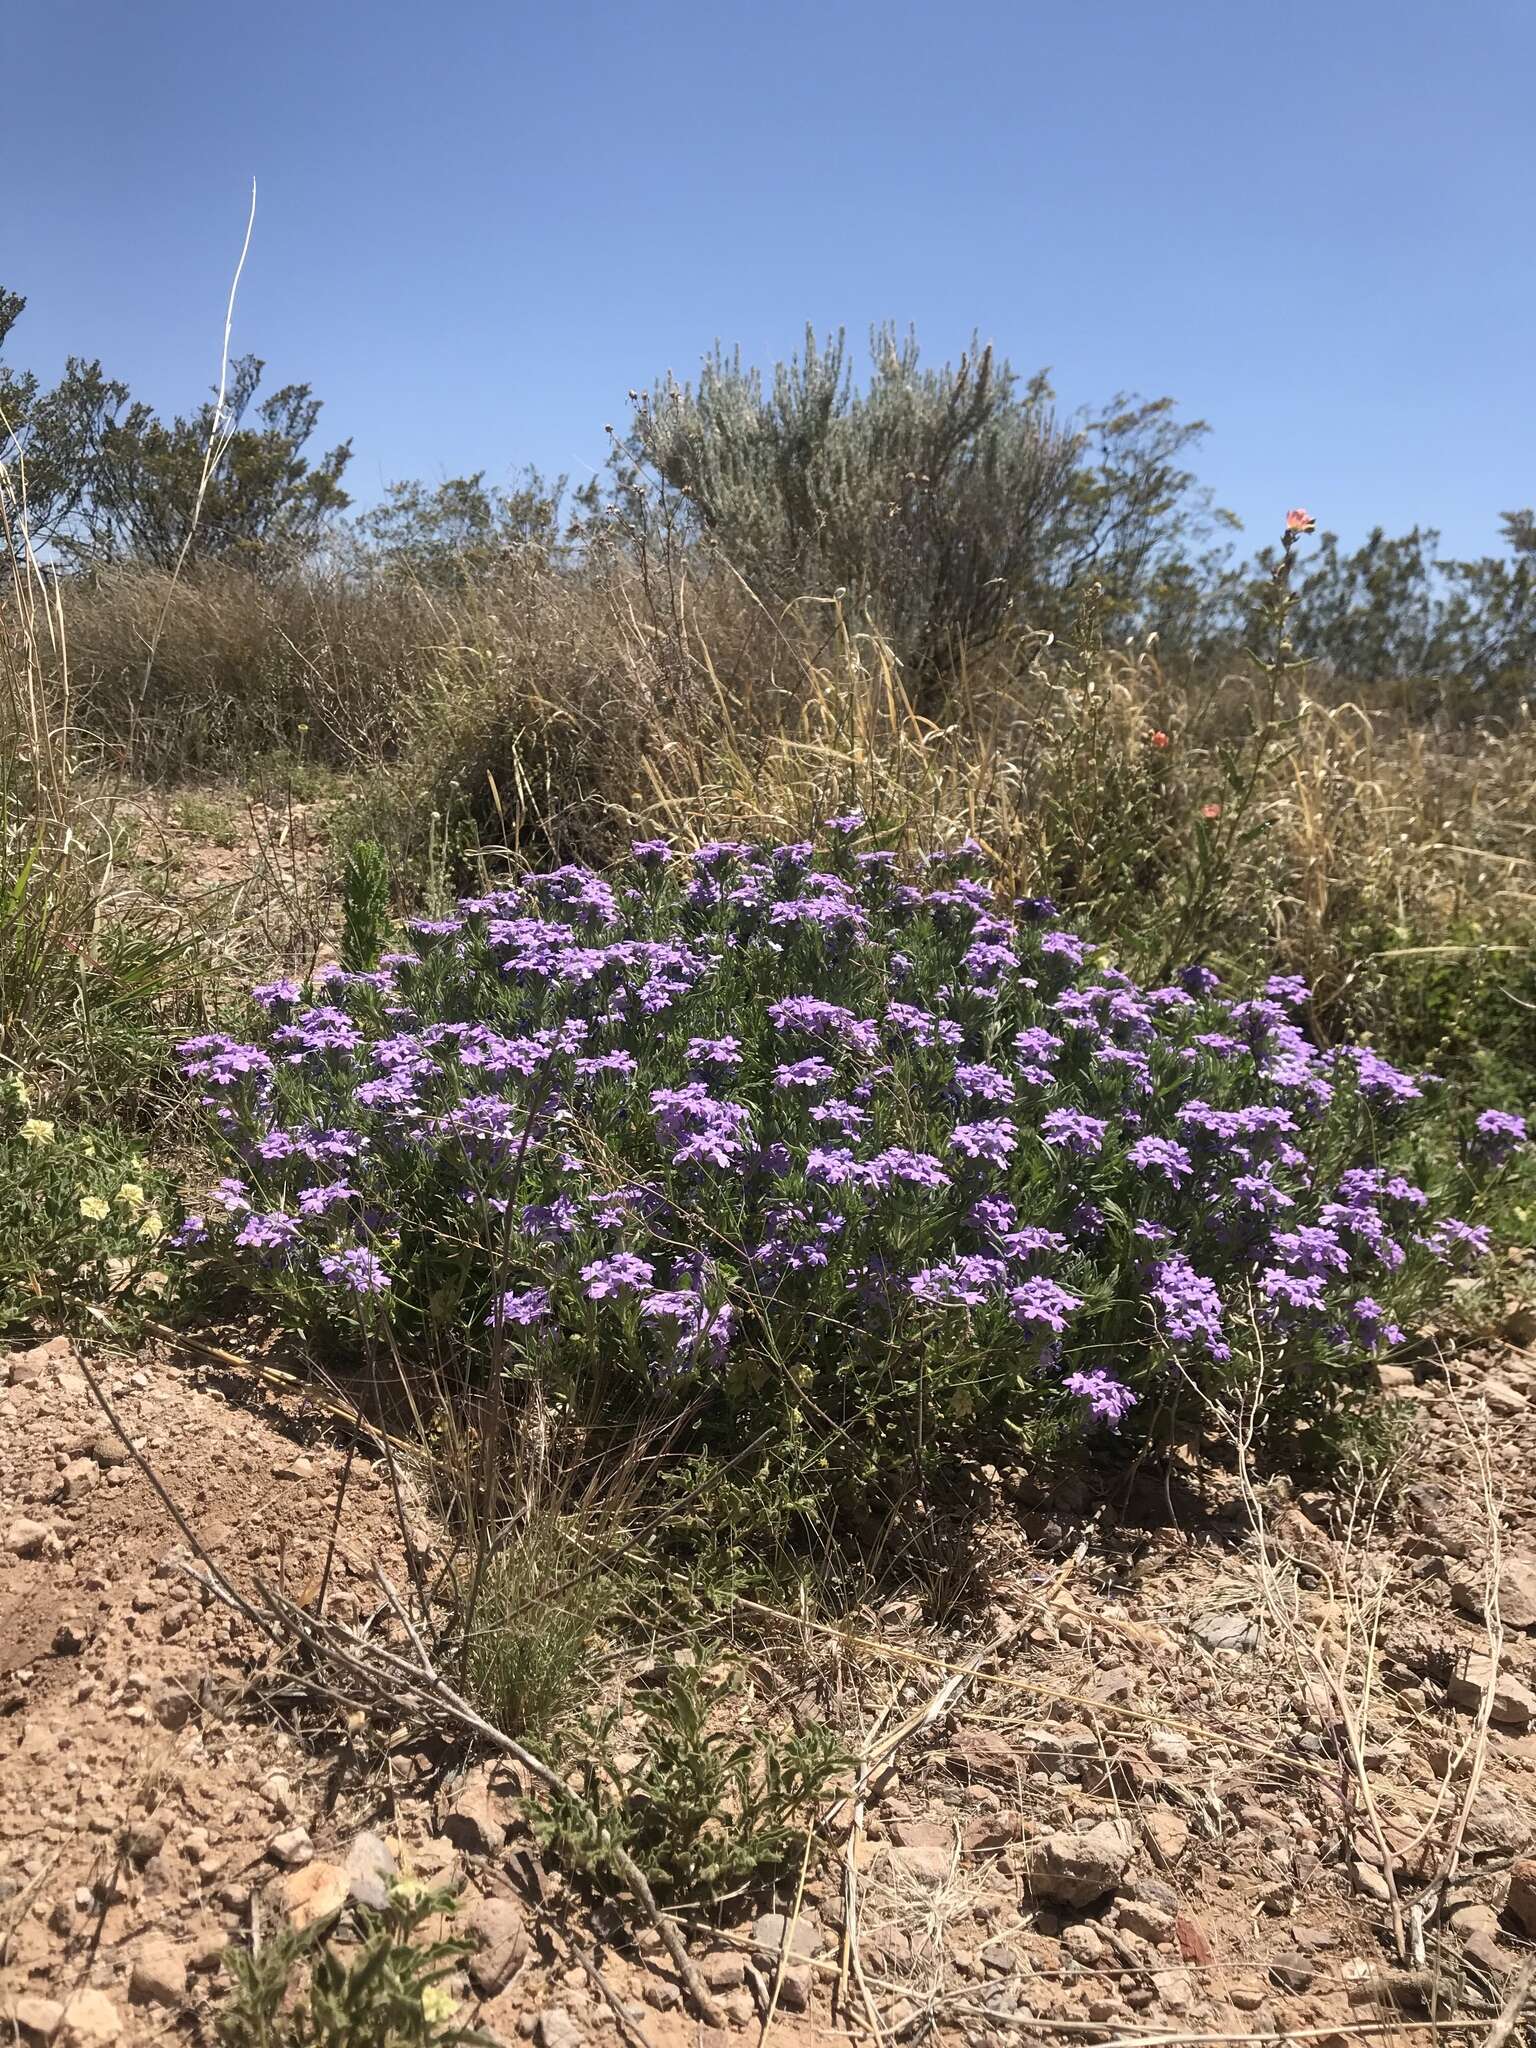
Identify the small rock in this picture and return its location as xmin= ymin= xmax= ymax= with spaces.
xmin=535 ymin=2009 xmax=584 ymax=2048
xmin=129 ymin=1937 xmax=188 ymax=2008
xmin=444 ymin=1763 xmax=507 ymax=1857
xmin=1506 ymin=1857 xmax=1536 ymax=1940
xmin=888 ymin=1844 xmax=953 ymax=1887
xmin=1480 ymin=1378 xmax=1528 ymax=1417
xmin=58 ymin=1990 xmax=123 ymax=2045
xmin=278 ymin=1861 xmax=349 ymax=1931
xmin=7 ymin=1517 xmax=58 ymax=1558
xmin=947 ymin=1727 xmax=1020 ymax=1781
xmin=1192 ymin=1609 xmax=1262 ymax=1653
xmin=1062 ymin=1923 xmax=1106 ymax=1964
xmin=699 ymin=1950 xmax=746 ymax=1991
xmin=642 ymin=1979 xmax=682 ymax=2012
xmin=888 ymin=1818 xmax=955 ymax=1850
xmin=1025 ymin=1820 xmax=1134 ymax=1907
xmin=1152 ymin=1968 xmax=1193 ymax=2014
xmin=1448 ymin=1902 xmax=1501 ymax=1941
xmin=259 ymin=1771 xmax=297 ymax=1818
xmin=1352 ymin=1860 xmax=1391 ymax=1903
xmin=753 ymin=1910 xmax=823 ymax=1959
xmin=266 ymin=1827 xmax=314 ymax=1869
xmin=344 ymin=1830 xmax=397 ymax=1912
xmin=1463 ymin=1928 xmax=1515 ymax=1978
xmin=1465 ymin=1783 xmax=1529 ymax=1852
xmin=2 ymin=1994 xmax=65 ymax=2039
xmin=466 ymin=1895 xmax=530 ymax=1997
xmin=125 ymin=1819 xmax=166 ymax=1865
xmin=777 ymin=1962 xmax=813 ymax=2013
xmin=1141 ymin=1810 xmax=1189 ymax=1866
xmin=1270 ymin=1958 xmax=1316 ymax=1992
xmin=1446 ymin=1656 xmax=1536 ymax=1726
xmin=1452 ymin=1560 xmax=1536 ymax=1632
xmin=1118 ymin=1900 xmax=1176 ymax=1944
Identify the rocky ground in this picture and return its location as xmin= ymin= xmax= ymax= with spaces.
xmin=4 ymin=1323 xmax=1536 ymax=2047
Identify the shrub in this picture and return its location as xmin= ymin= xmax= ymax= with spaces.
xmin=173 ymin=829 xmax=1527 ymax=1500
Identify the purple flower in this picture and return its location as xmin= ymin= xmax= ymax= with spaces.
xmin=1260 ymin=1267 xmax=1328 ymax=1316
xmin=235 ymin=1210 xmax=301 ymax=1254
xmin=1040 ymin=1108 xmax=1108 ymax=1157
xmin=252 ymin=978 xmax=303 ymax=1012
xmin=581 ymin=1253 xmax=656 ymax=1300
xmin=487 ymin=1285 xmax=552 ymax=1328
xmin=775 ymin=1057 xmax=837 ymax=1092
xmin=1351 ymin=1296 xmax=1405 ymax=1352
xmin=631 ymin=838 xmax=673 ymax=867
xmin=320 ymin=1248 xmax=391 ymax=1295
xmin=1150 ymin=1256 xmax=1229 ymax=1361
xmin=953 ymin=1062 xmax=1015 ymax=1105
xmin=1271 ymin=1225 xmax=1350 ymax=1278
xmin=825 ymin=811 xmax=865 ymax=835
xmin=950 ymin=1118 xmax=1018 ymax=1167
xmin=687 ymin=1035 xmax=743 ymax=1072
xmin=867 ymin=1147 xmax=952 ymax=1194
xmin=1127 ymin=1136 xmax=1194 ymax=1185
xmin=1063 ymin=1369 xmax=1137 ymax=1426
xmin=910 ymin=1256 xmax=1009 ymax=1307
xmin=1008 ymin=1277 xmax=1082 ymax=1337
xmin=1417 ymin=1218 xmax=1491 ymax=1268
xmin=1470 ymin=1109 xmax=1527 ymax=1165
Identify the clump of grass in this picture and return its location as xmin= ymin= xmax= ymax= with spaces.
xmin=460 ymin=1516 xmax=622 ymax=1743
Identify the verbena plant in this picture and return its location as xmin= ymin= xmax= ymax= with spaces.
xmin=173 ymin=823 xmax=1527 ymax=1496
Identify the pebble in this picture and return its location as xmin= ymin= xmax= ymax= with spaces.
xmin=1024 ymin=1819 xmax=1134 ymax=1907
xmin=2 ymin=1995 xmax=66 ymax=2039
xmin=343 ymin=1829 xmax=398 ymax=1912
xmin=1506 ymin=1857 xmax=1536 ymax=1940
xmin=129 ymin=1937 xmax=189 ymax=2008
xmin=1480 ymin=1378 xmax=1528 ymax=1417
xmin=278 ymin=1861 xmax=348 ymax=1931
xmin=7 ymin=1517 xmax=59 ymax=1558
xmin=535 ymin=2009 xmax=585 ymax=2048
xmin=266 ymin=1826 xmax=314 ymax=1868
xmin=58 ymin=1989 xmax=123 ymax=2044
xmin=1452 ymin=1558 xmax=1536 ymax=1631
xmin=466 ymin=1895 xmax=530 ymax=1996
xmin=1446 ymin=1656 xmax=1536 ymax=1726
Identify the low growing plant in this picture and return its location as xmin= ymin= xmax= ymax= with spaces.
xmin=173 ymin=825 xmax=1528 ymax=1497
xmin=528 ymin=1663 xmax=845 ymax=1902
xmin=0 ymin=1074 xmax=176 ymax=1333
xmin=216 ymin=1882 xmax=489 ymax=2048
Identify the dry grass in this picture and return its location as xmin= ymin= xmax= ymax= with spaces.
xmin=19 ymin=541 xmax=1536 ymax=1071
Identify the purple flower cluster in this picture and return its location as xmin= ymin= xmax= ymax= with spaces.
xmin=176 ymin=830 xmax=1524 ymax=1463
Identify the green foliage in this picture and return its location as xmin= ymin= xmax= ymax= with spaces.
xmin=340 ymin=839 xmax=393 ymax=972
xmin=462 ymin=1521 xmax=622 ymax=1742
xmin=1 ymin=285 xmax=349 ymax=570
xmin=215 ymin=1883 xmax=490 ymax=2048
xmin=622 ymin=324 xmax=1219 ymax=678
xmin=354 ymin=470 xmax=567 ymax=587
xmin=0 ymin=1080 xmax=176 ymax=1335
xmin=530 ymin=1665 xmax=845 ymax=1903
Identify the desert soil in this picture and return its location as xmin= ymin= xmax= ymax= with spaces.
xmin=5 ymin=1321 xmax=1536 ymax=2048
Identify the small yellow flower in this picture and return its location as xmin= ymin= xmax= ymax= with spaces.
xmin=116 ymin=1181 xmax=147 ymax=1212
xmin=19 ymin=1119 xmax=56 ymax=1146
xmin=419 ymin=1986 xmax=458 ymax=2026
xmin=137 ymin=1211 xmax=164 ymax=1243
xmin=79 ymin=1194 xmax=110 ymax=1222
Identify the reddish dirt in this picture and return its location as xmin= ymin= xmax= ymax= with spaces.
xmin=4 ymin=1329 xmax=1535 ymax=2046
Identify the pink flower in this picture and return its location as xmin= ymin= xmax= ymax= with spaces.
xmin=1285 ymin=508 xmax=1316 ymax=534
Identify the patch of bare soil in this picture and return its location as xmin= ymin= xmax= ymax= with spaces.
xmin=4 ymin=1330 xmax=1535 ymax=2046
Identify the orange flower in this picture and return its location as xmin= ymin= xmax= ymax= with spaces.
xmin=1202 ymin=802 xmax=1223 ymax=820
xmin=1285 ymin=508 xmax=1316 ymax=534
xmin=1149 ymin=730 xmax=1170 ymax=750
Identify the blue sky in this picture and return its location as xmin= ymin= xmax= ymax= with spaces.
xmin=10 ymin=0 xmax=1534 ymax=559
